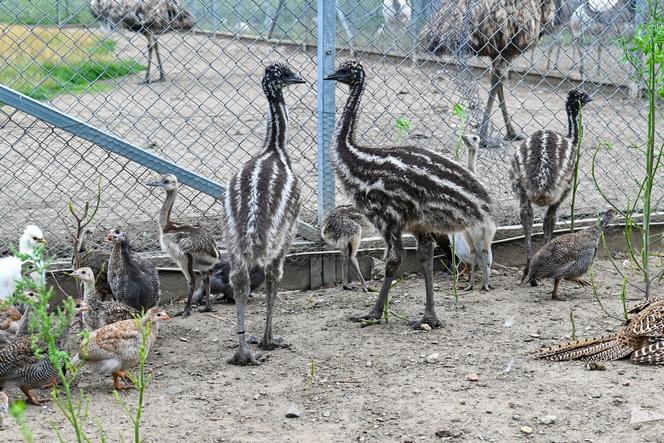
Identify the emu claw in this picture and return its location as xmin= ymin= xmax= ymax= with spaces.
xmin=227 ymin=350 xmax=261 ymax=366
xmin=259 ymin=335 xmax=290 ymax=350
xmin=409 ymin=315 xmax=442 ymax=330
xmin=173 ymin=309 xmax=191 ymax=318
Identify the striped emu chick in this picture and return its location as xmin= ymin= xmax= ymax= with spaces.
xmin=523 ymin=210 xmax=615 ymax=300
xmin=147 ymin=174 xmax=219 ymax=317
xmin=511 ymin=89 xmax=592 ymax=278
xmin=223 ymin=63 xmax=305 ymax=365
xmin=447 ymin=133 xmax=496 ymax=291
xmin=325 ymin=61 xmax=493 ymax=329
xmin=90 ymin=0 xmax=194 ymax=83
xmin=534 ymin=297 xmax=664 ymax=364
xmin=321 ymin=205 xmax=374 ymax=292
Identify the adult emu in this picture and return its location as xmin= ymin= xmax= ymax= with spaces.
xmin=90 ymin=0 xmax=195 ymax=83
xmin=420 ymin=0 xmax=556 ymax=147
xmin=325 ymin=60 xmax=494 ymax=329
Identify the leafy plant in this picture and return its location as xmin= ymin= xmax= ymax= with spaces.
xmin=592 ymin=0 xmax=664 ymax=299
xmin=9 ymin=400 xmax=33 ymax=443
xmin=394 ymin=117 xmax=412 ymax=142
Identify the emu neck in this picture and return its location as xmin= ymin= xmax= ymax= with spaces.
xmin=337 ymin=81 xmax=364 ymax=151
xmin=467 ymin=149 xmax=477 ymax=174
xmin=567 ymin=108 xmax=580 ymax=146
xmin=160 ymin=189 xmax=177 ymax=231
xmin=263 ymin=89 xmax=291 ymax=164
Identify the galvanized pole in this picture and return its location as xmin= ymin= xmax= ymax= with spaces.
xmin=317 ymin=0 xmax=336 ymax=223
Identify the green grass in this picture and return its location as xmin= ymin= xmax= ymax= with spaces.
xmin=0 ymin=25 xmax=144 ymax=100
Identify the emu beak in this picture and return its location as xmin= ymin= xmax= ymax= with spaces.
xmin=461 ymin=134 xmax=472 ymax=146
xmin=287 ymin=74 xmax=306 ymax=85
xmin=145 ymin=180 xmax=161 ymax=187
xmin=324 ymin=71 xmax=342 ymax=81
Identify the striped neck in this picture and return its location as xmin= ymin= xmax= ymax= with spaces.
xmin=566 ymin=104 xmax=580 ymax=145
xmin=263 ymin=89 xmax=291 ymax=165
xmin=336 ymin=81 xmax=365 ymax=151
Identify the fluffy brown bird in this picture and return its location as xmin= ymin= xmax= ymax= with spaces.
xmin=522 ymin=210 xmax=615 ymax=300
xmin=73 ymin=306 xmax=170 ymax=390
xmin=71 ymin=267 xmax=138 ymax=330
xmin=534 ymin=298 xmax=664 ymax=364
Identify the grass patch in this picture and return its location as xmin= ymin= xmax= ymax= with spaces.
xmin=0 ymin=24 xmax=144 ymax=100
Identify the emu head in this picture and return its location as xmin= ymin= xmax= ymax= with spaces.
xmin=566 ymin=89 xmax=592 ymax=116
xmin=325 ymin=60 xmax=365 ymax=87
xmin=146 ymin=174 xmax=178 ymax=192
xmin=262 ymin=63 xmax=305 ymax=96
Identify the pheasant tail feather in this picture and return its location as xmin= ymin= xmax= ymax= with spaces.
xmin=532 ymin=335 xmax=625 ymax=361
xmin=631 ymin=341 xmax=664 ymax=365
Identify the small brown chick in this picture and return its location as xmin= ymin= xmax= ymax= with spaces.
xmin=73 ymin=306 xmax=170 ymax=390
xmin=522 ymin=210 xmax=615 ymax=300
xmin=534 ymin=297 xmax=664 ymax=364
xmin=0 ymin=302 xmax=22 ymax=331
xmin=71 ymin=267 xmax=137 ymax=330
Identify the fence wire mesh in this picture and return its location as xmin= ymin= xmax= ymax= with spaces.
xmin=0 ymin=0 xmax=660 ymax=262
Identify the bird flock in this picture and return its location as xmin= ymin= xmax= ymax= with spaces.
xmin=0 ymin=0 xmax=659 ymax=426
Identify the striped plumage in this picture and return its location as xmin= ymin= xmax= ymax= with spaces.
xmin=147 ymin=174 xmax=219 ymax=316
xmin=73 ymin=306 xmax=170 ymax=390
xmin=534 ymin=298 xmax=664 ymax=364
xmin=74 ymin=228 xmax=112 ymax=301
xmin=107 ymin=229 xmax=161 ymax=312
xmin=321 ymin=205 xmax=374 ymax=292
xmin=523 ymin=210 xmax=615 ymax=300
xmin=90 ymin=0 xmax=195 ymax=83
xmin=72 ymin=267 xmax=137 ymax=330
xmin=223 ymin=63 xmax=305 ymax=365
xmin=420 ymin=0 xmax=556 ymax=145
xmin=0 ymin=299 xmax=90 ymax=405
xmin=324 ymin=60 xmax=494 ymax=329
xmin=511 ymin=89 xmax=592 ymax=277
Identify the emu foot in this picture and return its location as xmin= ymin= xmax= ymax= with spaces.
xmin=227 ymin=349 xmax=261 ymax=366
xmin=259 ymin=335 xmax=290 ymax=351
xmin=462 ymin=284 xmax=474 ymax=292
xmin=198 ymin=305 xmax=216 ymax=313
xmin=480 ymin=283 xmax=494 ymax=292
xmin=343 ymin=284 xmax=358 ymax=291
xmin=349 ymin=310 xmax=383 ymax=323
xmin=409 ymin=315 xmax=442 ymax=330
xmin=173 ymin=307 xmax=192 ymax=318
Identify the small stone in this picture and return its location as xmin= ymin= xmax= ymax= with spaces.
xmin=285 ymin=404 xmax=301 ymax=418
xmin=529 ymin=333 xmax=541 ymax=338
xmin=420 ymin=323 xmax=432 ymax=332
xmin=322 ymin=411 xmax=331 ymax=418
xmin=622 ymin=380 xmax=631 ymax=386
xmin=520 ymin=426 xmax=533 ymax=435
xmin=366 ymin=361 xmax=373 ymax=367
xmin=459 ymin=400 xmax=466 ymax=405
xmin=465 ymin=372 xmax=480 ymax=382
xmin=585 ymin=362 xmax=606 ymax=371
xmin=425 ymin=353 xmax=440 ymax=364
xmin=541 ymin=415 xmax=557 ymax=425
xmin=253 ymin=394 xmax=260 ymax=400
xmin=512 ymin=415 xmax=521 ymax=421
xmin=630 ymin=408 xmax=664 ymax=424
xmin=435 ymin=430 xmax=453 ymax=438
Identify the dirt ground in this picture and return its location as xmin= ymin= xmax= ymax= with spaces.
xmin=1 ymin=258 xmax=663 ymax=442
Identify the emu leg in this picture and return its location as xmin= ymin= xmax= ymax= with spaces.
xmin=260 ymin=257 xmax=289 ymax=350
xmin=495 ymin=60 xmax=525 ymax=141
xmin=153 ymin=36 xmax=166 ymax=82
xmin=141 ymin=33 xmax=154 ymax=84
xmin=198 ymin=271 xmax=215 ymax=313
xmin=478 ymin=59 xmax=501 ymax=148
xmin=350 ymin=229 xmax=403 ymax=323
xmin=340 ymin=250 xmax=351 ymax=290
xmin=228 ymin=265 xmax=259 ymax=365
xmin=518 ymin=186 xmax=535 ymax=283
xmin=409 ymin=233 xmax=442 ymax=329
xmin=349 ymin=237 xmax=369 ymax=293
xmin=543 ymin=202 xmax=561 ymax=245
xmin=174 ymin=254 xmax=196 ymax=317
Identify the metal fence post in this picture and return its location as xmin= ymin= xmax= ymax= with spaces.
xmin=317 ymin=0 xmax=336 ymax=223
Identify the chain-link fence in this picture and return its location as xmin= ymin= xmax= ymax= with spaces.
xmin=0 ymin=0 xmax=660 ymax=260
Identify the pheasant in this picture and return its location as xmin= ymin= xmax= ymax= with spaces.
xmin=522 ymin=210 xmax=615 ymax=300
xmin=534 ymin=298 xmax=664 ymax=364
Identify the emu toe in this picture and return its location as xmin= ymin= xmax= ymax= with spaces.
xmin=349 ymin=310 xmax=382 ymax=323
xmin=259 ymin=335 xmax=290 ymax=351
xmin=227 ymin=349 xmax=261 ymax=366
xmin=409 ymin=315 xmax=442 ymax=330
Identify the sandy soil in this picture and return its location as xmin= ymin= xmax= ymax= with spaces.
xmin=1 ymin=258 xmax=663 ymax=442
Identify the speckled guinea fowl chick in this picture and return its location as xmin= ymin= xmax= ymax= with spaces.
xmin=71 ymin=267 xmax=138 ymax=330
xmin=106 ymin=228 xmax=161 ymax=312
xmin=321 ymin=205 xmax=374 ymax=292
xmin=0 ymin=299 xmax=90 ymax=405
xmin=522 ymin=210 xmax=615 ymax=300
xmin=73 ymin=306 xmax=170 ymax=391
